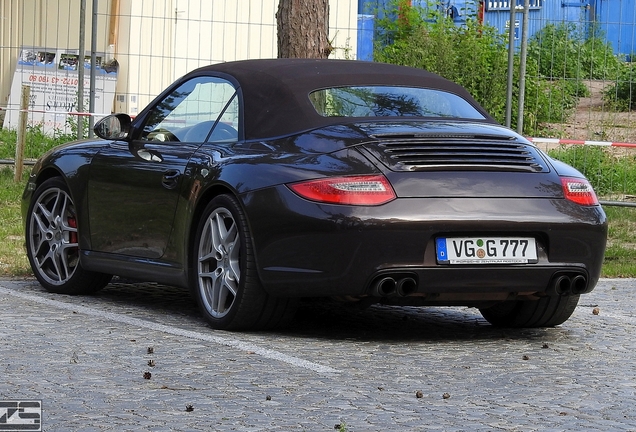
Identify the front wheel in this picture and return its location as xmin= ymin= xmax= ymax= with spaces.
xmin=479 ymin=295 xmax=580 ymax=328
xmin=192 ymin=194 xmax=296 ymax=330
xmin=25 ymin=177 xmax=112 ymax=294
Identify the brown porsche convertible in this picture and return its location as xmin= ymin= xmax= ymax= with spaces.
xmin=22 ymin=59 xmax=606 ymax=330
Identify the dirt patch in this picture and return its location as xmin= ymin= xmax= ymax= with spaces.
xmin=544 ymin=80 xmax=636 ymax=143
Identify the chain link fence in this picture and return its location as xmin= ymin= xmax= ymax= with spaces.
xmin=2 ymin=0 xmax=636 ymax=203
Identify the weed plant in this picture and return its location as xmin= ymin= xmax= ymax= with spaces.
xmin=603 ymin=206 xmax=636 ymax=277
xmin=0 ymin=120 xmax=85 ymax=160
xmin=603 ymin=63 xmax=636 ymax=111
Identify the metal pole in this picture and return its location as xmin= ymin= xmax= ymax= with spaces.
xmin=505 ymin=0 xmax=516 ymax=128
xmin=516 ymin=0 xmax=530 ymax=134
xmin=77 ymin=0 xmax=86 ymax=140
xmin=89 ymin=0 xmax=98 ymax=137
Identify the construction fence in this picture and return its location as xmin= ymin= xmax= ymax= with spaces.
xmin=2 ymin=0 xmax=636 ymax=204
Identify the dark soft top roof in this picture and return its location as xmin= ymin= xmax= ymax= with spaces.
xmin=186 ymin=59 xmax=495 ymax=140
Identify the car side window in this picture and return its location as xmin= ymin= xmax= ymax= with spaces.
xmin=141 ymin=76 xmax=239 ymax=143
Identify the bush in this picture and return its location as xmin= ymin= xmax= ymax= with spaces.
xmin=521 ymin=60 xmax=579 ymax=131
xmin=528 ymin=23 xmax=623 ymax=82
xmin=373 ymin=0 xmax=577 ymax=134
xmin=375 ymin=1 xmax=509 ymax=122
xmin=374 ymin=3 xmax=632 ymax=130
xmin=603 ymin=63 xmax=636 ymax=111
xmin=528 ymin=22 xmax=633 ymax=113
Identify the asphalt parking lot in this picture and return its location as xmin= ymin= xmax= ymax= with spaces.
xmin=1 ymin=277 xmax=635 ymax=431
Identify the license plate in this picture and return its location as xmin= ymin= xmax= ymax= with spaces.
xmin=436 ymin=237 xmax=537 ymax=264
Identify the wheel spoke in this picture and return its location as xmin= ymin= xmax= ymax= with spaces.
xmin=228 ymin=238 xmax=240 ymax=285
xmin=61 ymin=233 xmax=78 ymax=250
xmin=38 ymin=248 xmax=62 ymax=283
xmin=211 ymin=213 xmax=227 ymax=254
xmin=32 ymin=211 xmax=50 ymax=235
xmin=58 ymin=246 xmax=73 ymax=280
xmin=51 ymin=189 xmax=64 ymax=219
xmin=208 ymin=270 xmax=222 ymax=312
xmin=199 ymin=250 xmax=216 ymax=262
xmin=224 ymin=223 xmax=237 ymax=249
xmin=51 ymin=249 xmax=67 ymax=282
xmin=31 ymin=210 xmax=53 ymax=257
xmin=216 ymin=278 xmax=229 ymax=313
xmin=33 ymin=254 xmax=49 ymax=276
xmin=36 ymin=201 xmax=54 ymax=225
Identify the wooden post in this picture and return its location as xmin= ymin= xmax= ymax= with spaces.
xmin=14 ymin=85 xmax=30 ymax=183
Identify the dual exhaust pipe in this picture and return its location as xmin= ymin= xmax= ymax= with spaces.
xmin=372 ymin=272 xmax=587 ymax=298
xmin=373 ymin=275 xmax=418 ymax=297
xmin=551 ymin=273 xmax=588 ymax=296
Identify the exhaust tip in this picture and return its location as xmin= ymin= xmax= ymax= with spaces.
xmin=571 ymin=275 xmax=587 ymax=294
xmin=554 ymin=275 xmax=572 ymax=295
xmin=375 ymin=277 xmax=397 ymax=296
xmin=397 ymin=277 xmax=418 ymax=297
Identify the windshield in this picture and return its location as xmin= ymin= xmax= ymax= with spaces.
xmin=309 ymin=86 xmax=486 ymax=120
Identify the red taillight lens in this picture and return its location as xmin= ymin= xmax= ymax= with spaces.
xmin=561 ymin=177 xmax=599 ymax=206
xmin=288 ymin=175 xmax=396 ymax=205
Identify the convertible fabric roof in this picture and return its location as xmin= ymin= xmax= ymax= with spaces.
xmin=187 ymin=59 xmax=495 ymax=140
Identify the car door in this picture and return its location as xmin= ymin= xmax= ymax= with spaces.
xmin=87 ymin=75 xmax=239 ymax=259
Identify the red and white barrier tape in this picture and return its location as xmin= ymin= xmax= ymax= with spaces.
xmin=529 ymin=137 xmax=636 ymax=148
xmin=0 ymin=106 xmax=109 ymax=117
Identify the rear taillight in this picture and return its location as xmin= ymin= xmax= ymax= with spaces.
xmin=288 ymin=175 xmax=396 ymax=205
xmin=560 ymin=177 xmax=599 ymax=206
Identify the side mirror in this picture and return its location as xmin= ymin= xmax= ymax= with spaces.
xmin=94 ymin=113 xmax=132 ymax=140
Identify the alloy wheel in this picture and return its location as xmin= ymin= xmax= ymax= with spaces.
xmin=28 ymin=186 xmax=79 ymax=286
xmin=197 ymin=207 xmax=241 ymax=318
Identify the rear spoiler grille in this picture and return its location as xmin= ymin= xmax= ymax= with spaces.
xmin=363 ymin=135 xmax=549 ymax=173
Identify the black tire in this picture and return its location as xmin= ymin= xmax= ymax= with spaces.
xmin=192 ymin=194 xmax=296 ymax=330
xmin=479 ymin=295 xmax=580 ymax=328
xmin=25 ymin=177 xmax=112 ymax=294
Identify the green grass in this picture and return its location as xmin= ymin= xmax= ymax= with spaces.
xmin=0 ymin=124 xmax=76 ymax=160
xmin=603 ymin=206 xmax=636 ymax=277
xmin=0 ymin=167 xmax=31 ymax=276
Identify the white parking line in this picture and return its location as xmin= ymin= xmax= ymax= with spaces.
xmin=0 ymin=285 xmax=340 ymax=375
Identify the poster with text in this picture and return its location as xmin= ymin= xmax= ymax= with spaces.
xmin=3 ymin=47 xmax=118 ymax=135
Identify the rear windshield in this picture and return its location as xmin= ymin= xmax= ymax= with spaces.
xmin=309 ymin=86 xmax=486 ymax=120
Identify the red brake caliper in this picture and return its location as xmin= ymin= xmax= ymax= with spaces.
xmin=68 ymin=217 xmax=78 ymax=246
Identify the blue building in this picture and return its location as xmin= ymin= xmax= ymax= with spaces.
xmin=357 ymin=0 xmax=636 ymax=60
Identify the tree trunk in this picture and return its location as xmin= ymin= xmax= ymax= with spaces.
xmin=276 ymin=0 xmax=331 ymax=59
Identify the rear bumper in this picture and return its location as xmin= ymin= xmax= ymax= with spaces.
xmin=243 ymin=186 xmax=607 ymax=299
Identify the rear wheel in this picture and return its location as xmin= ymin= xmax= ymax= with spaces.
xmin=193 ymin=194 xmax=296 ymax=330
xmin=479 ymin=295 xmax=580 ymax=328
xmin=26 ymin=177 xmax=112 ymax=294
